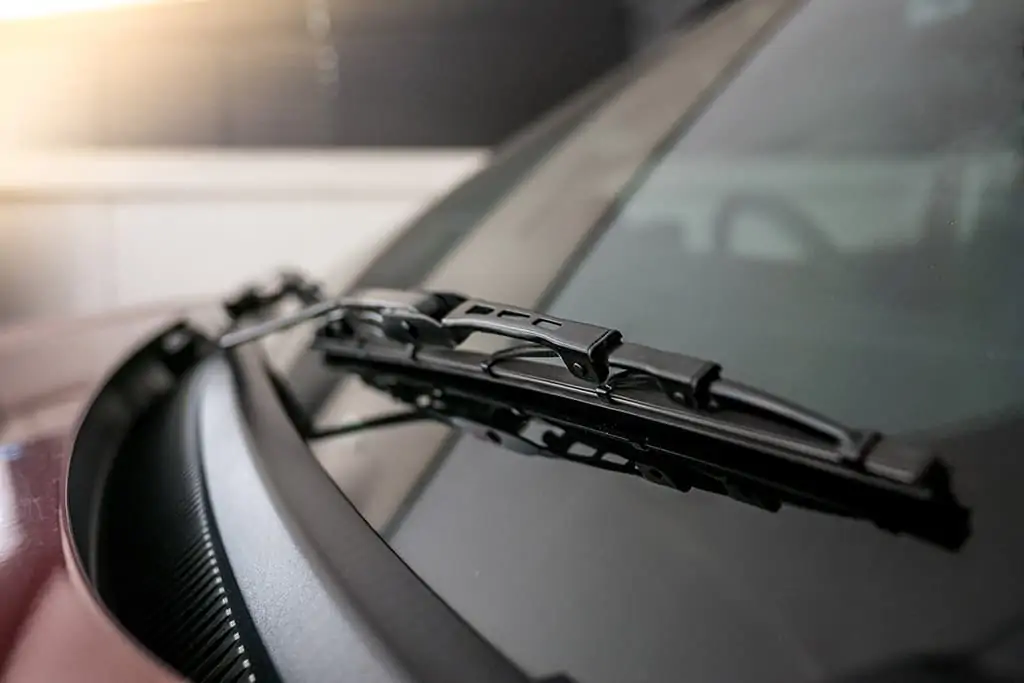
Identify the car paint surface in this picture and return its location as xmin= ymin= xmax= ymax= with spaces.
xmin=0 ymin=307 xmax=194 ymax=682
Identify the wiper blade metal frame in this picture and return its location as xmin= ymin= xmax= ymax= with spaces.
xmin=224 ymin=287 xmax=971 ymax=550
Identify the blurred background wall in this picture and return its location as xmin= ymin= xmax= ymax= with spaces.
xmin=0 ymin=0 xmax=633 ymax=148
xmin=0 ymin=150 xmax=485 ymax=322
xmin=0 ymin=0 xmax=704 ymax=325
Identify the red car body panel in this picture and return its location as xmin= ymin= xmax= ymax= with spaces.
xmin=0 ymin=307 xmax=193 ymax=683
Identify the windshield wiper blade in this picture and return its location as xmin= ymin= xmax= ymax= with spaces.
xmin=223 ymin=287 xmax=971 ymax=550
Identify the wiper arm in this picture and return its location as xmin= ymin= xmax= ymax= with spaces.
xmin=223 ymin=287 xmax=970 ymax=550
xmin=223 ymin=270 xmax=326 ymax=321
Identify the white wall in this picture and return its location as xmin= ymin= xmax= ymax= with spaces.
xmin=0 ymin=150 xmax=486 ymax=324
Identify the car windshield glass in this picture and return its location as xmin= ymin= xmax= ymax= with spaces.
xmin=383 ymin=4 xmax=1024 ymax=683
xmin=549 ymin=0 xmax=1024 ymax=434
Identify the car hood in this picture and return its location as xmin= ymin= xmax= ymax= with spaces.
xmin=0 ymin=305 xmax=208 ymax=682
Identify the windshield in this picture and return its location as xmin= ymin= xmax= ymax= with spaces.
xmin=381 ymin=3 xmax=1024 ymax=683
xmin=551 ymin=0 xmax=1024 ymax=433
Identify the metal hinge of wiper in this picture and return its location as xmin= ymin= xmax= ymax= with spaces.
xmin=219 ymin=286 xmax=971 ymax=550
xmin=222 ymin=271 xmax=326 ymax=322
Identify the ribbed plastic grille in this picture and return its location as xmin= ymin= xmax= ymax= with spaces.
xmin=96 ymin=391 xmax=276 ymax=683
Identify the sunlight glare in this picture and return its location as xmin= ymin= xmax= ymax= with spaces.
xmin=0 ymin=0 xmax=168 ymax=21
